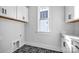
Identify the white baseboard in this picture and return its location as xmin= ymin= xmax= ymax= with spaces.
xmin=25 ymin=40 xmax=62 ymax=52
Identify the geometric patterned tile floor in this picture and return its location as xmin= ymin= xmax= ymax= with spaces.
xmin=14 ymin=44 xmax=62 ymax=53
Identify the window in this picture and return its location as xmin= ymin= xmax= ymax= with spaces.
xmin=38 ymin=7 xmax=49 ymax=32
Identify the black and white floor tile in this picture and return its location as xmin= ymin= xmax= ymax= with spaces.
xmin=14 ymin=44 xmax=62 ymax=53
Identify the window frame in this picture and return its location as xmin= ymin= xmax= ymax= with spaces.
xmin=38 ymin=6 xmax=49 ymax=32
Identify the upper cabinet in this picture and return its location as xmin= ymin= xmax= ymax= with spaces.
xmin=0 ymin=6 xmax=16 ymax=19
xmin=0 ymin=6 xmax=28 ymax=23
xmin=65 ymin=6 xmax=79 ymax=23
xmin=17 ymin=7 xmax=23 ymax=21
xmin=16 ymin=6 xmax=28 ymax=22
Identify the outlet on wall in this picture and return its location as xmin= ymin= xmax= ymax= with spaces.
xmin=13 ymin=40 xmax=20 ymax=51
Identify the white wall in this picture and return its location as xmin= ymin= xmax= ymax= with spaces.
xmin=0 ymin=18 xmax=25 ymax=53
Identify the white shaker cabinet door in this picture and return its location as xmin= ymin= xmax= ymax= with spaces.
xmin=22 ymin=7 xmax=28 ymax=22
xmin=6 ymin=6 xmax=16 ymax=19
xmin=16 ymin=6 xmax=23 ymax=21
xmin=17 ymin=6 xmax=28 ymax=22
xmin=0 ymin=6 xmax=9 ymax=17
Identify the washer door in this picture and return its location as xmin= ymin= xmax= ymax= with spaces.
xmin=72 ymin=40 xmax=79 ymax=53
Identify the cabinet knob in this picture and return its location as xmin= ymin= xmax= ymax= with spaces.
xmin=63 ymin=42 xmax=66 ymax=47
xmin=22 ymin=16 xmax=25 ymax=20
xmin=68 ymin=14 xmax=71 ymax=19
xmin=2 ymin=8 xmax=4 ymax=14
xmin=5 ymin=9 xmax=7 ymax=14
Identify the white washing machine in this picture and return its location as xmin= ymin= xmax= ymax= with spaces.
xmin=61 ymin=34 xmax=72 ymax=53
xmin=61 ymin=34 xmax=79 ymax=53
